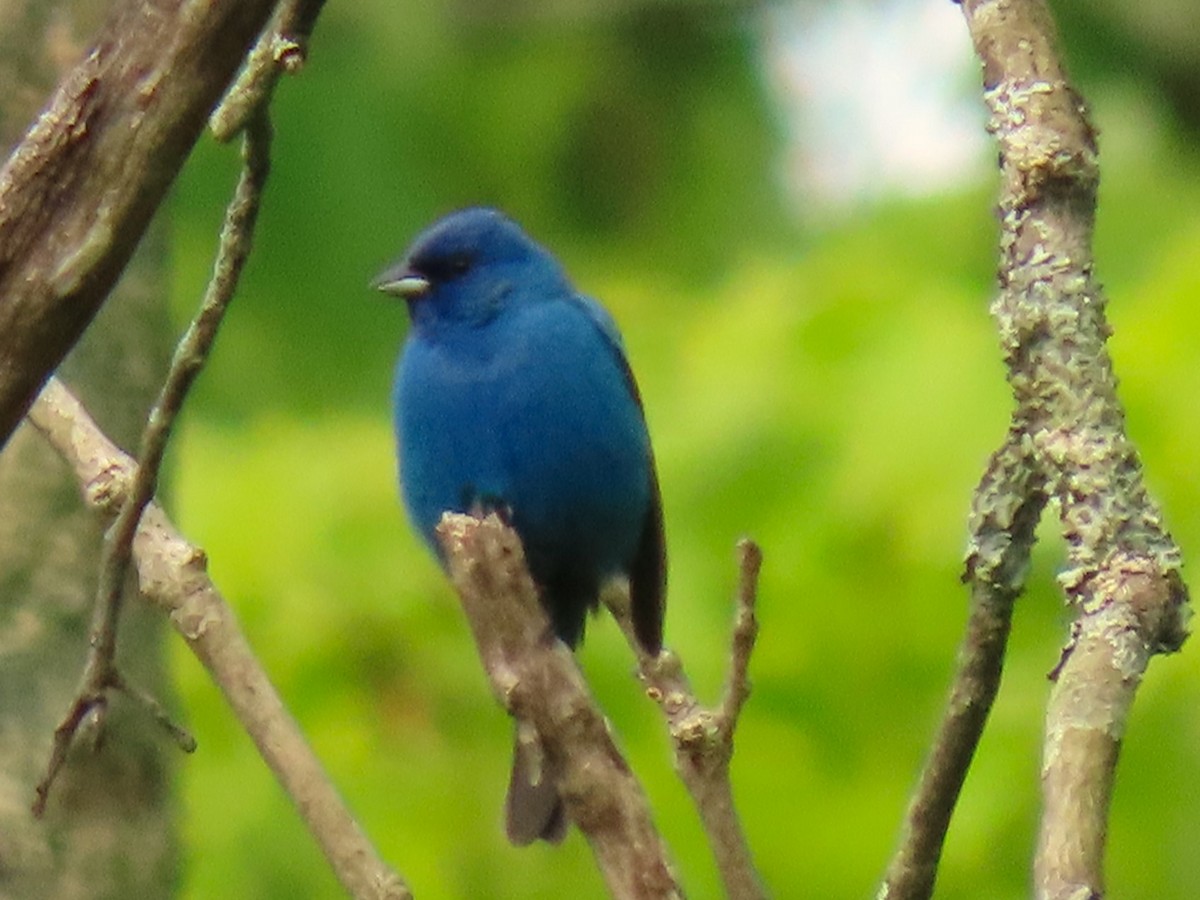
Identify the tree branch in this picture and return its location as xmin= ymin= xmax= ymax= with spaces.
xmin=0 ymin=0 xmax=278 ymax=448
xmin=27 ymin=378 xmax=412 ymax=900
xmin=210 ymin=0 xmax=328 ymax=141
xmin=33 ymin=104 xmax=274 ymax=817
xmin=880 ymin=433 xmax=1046 ymax=899
xmin=436 ymin=512 xmax=684 ymax=900
xmin=1038 ymin=559 xmax=1183 ymax=898
xmin=883 ymin=2 xmax=1190 ymax=898
xmin=959 ymin=2 xmax=1191 ymax=895
xmin=605 ymin=540 xmax=766 ymax=900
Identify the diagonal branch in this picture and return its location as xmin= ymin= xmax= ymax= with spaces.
xmin=27 ymin=377 xmax=412 ymax=900
xmin=879 ymin=433 xmax=1046 ymax=899
xmin=33 ymin=105 xmax=273 ymax=817
xmin=210 ymin=0 xmax=329 ymax=141
xmin=437 ymin=512 xmax=684 ymax=900
xmin=0 ymin=0 xmax=278 ymax=448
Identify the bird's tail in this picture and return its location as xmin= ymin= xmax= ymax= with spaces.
xmin=505 ymin=727 xmax=566 ymax=845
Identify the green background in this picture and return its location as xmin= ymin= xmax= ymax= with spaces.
xmin=162 ymin=2 xmax=1200 ymax=897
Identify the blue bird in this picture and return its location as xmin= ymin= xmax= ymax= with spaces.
xmin=374 ymin=207 xmax=666 ymax=844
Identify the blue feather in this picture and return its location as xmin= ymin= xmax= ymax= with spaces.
xmin=376 ymin=207 xmax=666 ymax=843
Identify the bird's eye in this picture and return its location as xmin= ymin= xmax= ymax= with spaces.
xmin=412 ymin=251 xmax=474 ymax=282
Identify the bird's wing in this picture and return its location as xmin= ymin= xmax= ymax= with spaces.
xmin=572 ymin=294 xmax=625 ymax=348
xmin=571 ymin=294 xmax=642 ymax=402
xmin=571 ymin=294 xmax=666 ymax=653
xmin=629 ymin=464 xmax=666 ymax=653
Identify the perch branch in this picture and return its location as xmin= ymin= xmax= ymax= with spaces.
xmin=33 ymin=105 xmax=273 ymax=817
xmin=0 ymin=0 xmax=279 ymax=448
xmin=605 ymin=540 xmax=766 ymax=900
xmin=27 ymin=378 xmax=411 ymax=900
xmin=436 ymin=512 xmax=683 ymax=900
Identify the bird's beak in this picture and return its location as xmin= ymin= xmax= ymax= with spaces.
xmin=372 ymin=266 xmax=431 ymax=299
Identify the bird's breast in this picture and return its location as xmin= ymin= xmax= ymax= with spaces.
xmin=395 ymin=300 xmax=651 ymax=571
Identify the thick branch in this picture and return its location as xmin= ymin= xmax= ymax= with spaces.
xmin=437 ymin=512 xmax=683 ymax=900
xmin=1039 ymin=560 xmax=1182 ymax=897
xmin=958 ymin=2 xmax=1190 ymax=898
xmin=883 ymin=3 xmax=1189 ymax=897
xmin=27 ymin=378 xmax=411 ymax=900
xmin=0 ymin=0 xmax=277 ymax=448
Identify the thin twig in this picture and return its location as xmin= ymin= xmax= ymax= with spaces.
xmin=879 ymin=435 xmax=1046 ymax=899
xmin=210 ymin=0 xmax=329 ymax=141
xmin=33 ymin=107 xmax=273 ymax=817
xmin=438 ymin=512 xmax=684 ymax=900
xmin=27 ymin=378 xmax=411 ymax=900
xmin=111 ymin=670 xmax=199 ymax=753
xmin=606 ymin=538 xmax=766 ymax=900
xmin=718 ymin=539 xmax=761 ymax=729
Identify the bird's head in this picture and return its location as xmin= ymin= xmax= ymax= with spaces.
xmin=373 ymin=208 xmax=567 ymax=331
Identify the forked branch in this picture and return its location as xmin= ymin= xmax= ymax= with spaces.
xmin=880 ymin=2 xmax=1189 ymax=898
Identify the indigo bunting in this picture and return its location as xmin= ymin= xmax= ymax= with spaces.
xmin=374 ymin=207 xmax=666 ymax=844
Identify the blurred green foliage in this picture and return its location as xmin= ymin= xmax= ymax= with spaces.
xmin=165 ymin=1 xmax=1200 ymax=897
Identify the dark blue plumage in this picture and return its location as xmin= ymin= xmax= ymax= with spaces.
xmin=375 ymin=207 xmax=665 ymax=844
